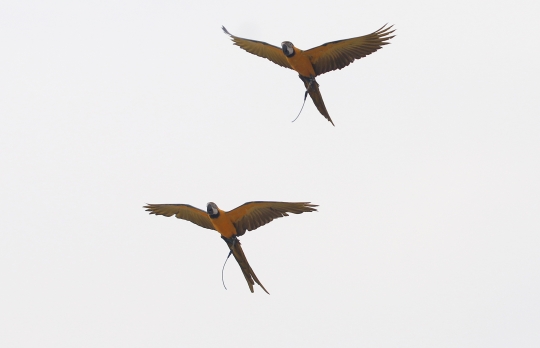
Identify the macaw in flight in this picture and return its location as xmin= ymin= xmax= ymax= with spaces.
xmin=223 ymin=24 xmax=395 ymax=126
xmin=144 ymin=201 xmax=317 ymax=294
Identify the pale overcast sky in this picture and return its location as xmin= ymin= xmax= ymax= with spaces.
xmin=1 ymin=0 xmax=539 ymax=347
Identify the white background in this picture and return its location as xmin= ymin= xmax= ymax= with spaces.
xmin=1 ymin=0 xmax=539 ymax=346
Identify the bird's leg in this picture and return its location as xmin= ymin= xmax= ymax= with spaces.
xmin=306 ymin=76 xmax=315 ymax=91
xmin=221 ymin=235 xmax=238 ymax=248
xmin=299 ymin=75 xmax=316 ymax=91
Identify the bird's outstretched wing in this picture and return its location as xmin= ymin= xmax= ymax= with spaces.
xmin=144 ymin=204 xmax=215 ymax=231
xmin=227 ymin=201 xmax=318 ymax=236
xmin=305 ymin=24 xmax=395 ymax=76
xmin=222 ymin=26 xmax=293 ymax=70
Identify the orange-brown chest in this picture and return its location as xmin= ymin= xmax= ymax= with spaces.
xmin=210 ymin=209 xmax=237 ymax=238
xmin=286 ymin=48 xmax=316 ymax=77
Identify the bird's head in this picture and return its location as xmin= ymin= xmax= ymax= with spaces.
xmin=281 ymin=41 xmax=295 ymax=57
xmin=206 ymin=202 xmax=219 ymax=218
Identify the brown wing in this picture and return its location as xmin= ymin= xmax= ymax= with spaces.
xmin=226 ymin=201 xmax=318 ymax=236
xmin=222 ymin=26 xmax=292 ymax=70
xmin=305 ymin=24 xmax=395 ymax=76
xmin=144 ymin=204 xmax=215 ymax=231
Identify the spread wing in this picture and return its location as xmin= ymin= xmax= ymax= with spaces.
xmin=305 ymin=24 xmax=395 ymax=76
xmin=222 ymin=26 xmax=293 ymax=70
xmin=144 ymin=204 xmax=215 ymax=231
xmin=226 ymin=201 xmax=318 ymax=236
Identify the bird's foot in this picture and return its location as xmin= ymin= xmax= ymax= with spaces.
xmin=299 ymin=75 xmax=316 ymax=90
xmin=221 ymin=235 xmax=239 ymax=248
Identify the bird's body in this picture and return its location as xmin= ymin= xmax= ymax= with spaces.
xmin=285 ymin=48 xmax=316 ymax=77
xmin=208 ymin=207 xmax=237 ymax=238
xmin=144 ymin=201 xmax=317 ymax=293
xmin=222 ymin=25 xmax=395 ymax=125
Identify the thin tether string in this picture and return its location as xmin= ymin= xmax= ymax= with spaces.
xmin=292 ymin=78 xmax=314 ymax=123
xmin=221 ymin=250 xmax=232 ymax=290
xmin=292 ymin=90 xmax=309 ymax=123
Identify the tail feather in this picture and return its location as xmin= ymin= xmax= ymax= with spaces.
xmin=299 ymin=76 xmax=335 ymax=126
xmin=222 ymin=236 xmax=269 ymax=294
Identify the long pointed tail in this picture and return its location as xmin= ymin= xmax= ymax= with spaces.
xmin=222 ymin=236 xmax=269 ymax=294
xmin=299 ymin=75 xmax=335 ymax=126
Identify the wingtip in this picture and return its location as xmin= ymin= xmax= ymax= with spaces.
xmin=378 ymin=23 xmax=396 ymax=37
xmin=143 ymin=203 xmax=156 ymax=214
xmin=304 ymin=202 xmax=319 ymax=212
xmin=222 ymin=25 xmax=231 ymax=36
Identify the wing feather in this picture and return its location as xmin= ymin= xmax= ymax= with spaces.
xmin=226 ymin=201 xmax=317 ymax=236
xmin=222 ymin=26 xmax=292 ymax=70
xmin=305 ymin=24 xmax=395 ymax=76
xmin=144 ymin=204 xmax=215 ymax=231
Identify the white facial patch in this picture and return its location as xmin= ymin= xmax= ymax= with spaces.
xmin=281 ymin=42 xmax=294 ymax=56
xmin=207 ymin=202 xmax=219 ymax=216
